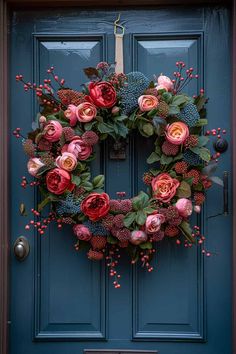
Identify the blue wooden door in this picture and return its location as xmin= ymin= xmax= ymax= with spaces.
xmin=10 ymin=7 xmax=232 ymax=354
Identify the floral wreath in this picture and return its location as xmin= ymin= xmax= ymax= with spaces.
xmin=15 ymin=61 xmax=225 ymax=288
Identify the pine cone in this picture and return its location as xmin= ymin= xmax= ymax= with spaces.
xmin=23 ymin=139 xmax=35 ymax=157
xmin=165 ymin=225 xmax=179 ymax=237
xmin=82 ymin=131 xmax=99 ymax=146
xmin=174 ymin=161 xmax=189 ymax=174
xmin=57 ymin=89 xmax=85 ymax=106
xmin=162 ymin=140 xmax=179 ymax=156
xmin=87 ymin=249 xmax=104 ymax=261
xmin=194 ymin=192 xmax=205 ymax=205
xmin=90 ymin=236 xmax=107 ymax=250
xmin=63 ymin=127 xmax=75 ymax=141
xmin=157 ymin=100 xmax=169 ymax=118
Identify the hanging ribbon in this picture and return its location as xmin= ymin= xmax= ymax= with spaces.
xmin=114 ymin=14 xmax=125 ymax=74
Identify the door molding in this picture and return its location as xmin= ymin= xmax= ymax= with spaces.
xmin=0 ymin=1 xmax=234 ymax=354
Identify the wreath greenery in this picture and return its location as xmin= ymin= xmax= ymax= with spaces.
xmin=15 ymin=61 xmax=225 ymax=287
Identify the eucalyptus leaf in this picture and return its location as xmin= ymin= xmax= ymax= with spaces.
xmin=123 ymin=212 xmax=136 ymax=227
xmin=168 ymin=104 xmax=180 ymax=115
xmin=147 ymin=152 xmax=160 ymax=164
xmin=71 ymin=175 xmax=81 ymax=186
xmin=135 ymin=210 xmax=146 ymax=225
xmin=160 ymin=154 xmax=173 ymax=165
xmin=179 ymin=221 xmax=195 ymax=243
xmin=199 ymin=147 xmax=211 ymax=162
xmin=92 ymin=175 xmax=105 ymax=188
xmin=176 ymin=181 xmax=191 ymax=198
xmin=209 ymin=176 xmax=224 ymax=187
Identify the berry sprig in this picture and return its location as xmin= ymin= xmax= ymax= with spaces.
xmin=106 ymin=246 xmax=121 ymax=288
xmin=172 ymin=61 xmax=199 ymax=94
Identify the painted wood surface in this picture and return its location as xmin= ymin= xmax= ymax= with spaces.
xmin=9 ymin=7 xmax=232 ymax=354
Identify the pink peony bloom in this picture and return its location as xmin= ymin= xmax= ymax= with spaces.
xmin=146 ymin=213 xmax=165 ymax=234
xmin=157 ymin=75 xmax=174 ymax=92
xmin=175 ymin=198 xmax=193 ymax=218
xmin=56 ymin=152 xmax=77 ymax=172
xmin=63 ymin=136 xmax=92 ymax=161
xmin=76 ymin=102 xmax=97 ymax=123
xmin=166 ymin=122 xmax=189 ymax=145
xmin=27 ymin=158 xmax=44 ymax=177
xmin=64 ymin=104 xmax=77 ymax=127
xmin=138 ymin=95 xmax=159 ymax=112
xmin=73 ymin=224 xmax=92 ymax=241
xmin=43 ymin=120 xmax=63 ymax=142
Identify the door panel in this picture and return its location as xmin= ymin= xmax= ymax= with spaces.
xmin=10 ymin=7 xmax=232 ymax=354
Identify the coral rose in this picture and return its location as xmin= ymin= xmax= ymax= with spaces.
xmin=64 ymin=136 xmax=92 ymax=160
xmin=81 ymin=193 xmax=110 ymax=221
xmin=157 ymin=75 xmax=174 ymax=92
xmin=175 ymin=198 xmax=193 ymax=218
xmin=27 ymin=158 xmax=44 ymax=177
xmin=64 ymin=104 xmax=77 ymax=127
xmin=146 ymin=213 xmax=165 ymax=234
xmin=56 ymin=152 xmax=77 ymax=172
xmin=166 ymin=122 xmax=189 ymax=145
xmin=46 ymin=168 xmax=73 ymax=195
xmin=152 ymin=173 xmax=180 ymax=203
xmin=88 ymin=81 xmax=117 ymax=108
xmin=73 ymin=224 xmax=92 ymax=241
xmin=43 ymin=120 xmax=63 ymax=142
xmin=76 ymin=102 xmax=97 ymax=123
xmin=138 ymin=95 xmax=159 ymax=112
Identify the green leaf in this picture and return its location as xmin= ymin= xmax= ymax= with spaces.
xmin=184 ymin=177 xmax=194 ymax=186
xmin=81 ymin=181 xmax=93 ymax=191
xmin=116 ymin=122 xmax=129 ymax=138
xmin=194 ymin=95 xmax=207 ymax=111
xmin=135 ymin=210 xmax=146 ymax=225
xmin=176 ymin=180 xmax=191 ymax=198
xmin=139 ymin=241 xmax=153 ymax=250
xmin=92 ymin=175 xmax=105 ymax=188
xmin=143 ymin=123 xmax=154 ymax=136
xmin=107 ymin=235 xmax=118 ymax=244
xmin=71 ymin=175 xmax=81 ymax=186
xmin=95 ymin=116 xmax=104 ymax=122
xmin=19 ymin=203 xmax=26 ymax=216
xmin=97 ymin=122 xmax=114 ymax=134
xmin=195 ymin=118 xmax=208 ymax=127
xmin=115 ymin=115 xmax=127 ymax=122
xmin=172 ymin=95 xmax=188 ymax=106
xmin=199 ymin=147 xmax=211 ymax=162
xmin=198 ymin=135 xmax=209 ymax=147
xmin=38 ymin=196 xmax=51 ymax=211
xmin=84 ymin=121 xmax=97 ymax=131
xmin=162 ymin=92 xmax=172 ymax=104
xmin=189 ymin=146 xmax=201 ymax=154
xmin=147 ymin=108 xmax=158 ymax=117
xmin=172 ymin=152 xmax=183 ymax=162
xmin=129 ymin=110 xmax=137 ymax=122
xmin=168 ymin=104 xmax=180 ymax=115
xmin=123 ymin=212 xmax=136 ymax=227
xmin=160 ymin=154 xmax=173 ymax=165
xmin=147 ymin=152 xmax=160 ymax=164
xmin=179 ymin=221 xmax=195 ymax=243
xmin=144 ymin=206 xmax=156 ymax=214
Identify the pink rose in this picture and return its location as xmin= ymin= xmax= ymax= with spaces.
xmin=73 ymin=224 xmax=92 ymax=241
xmin=43 ymin=120 xmax=63 ymax=142
xmin=27 ymin=158 xmax=44 ymax=177
xmin=130 ymin=230 xmax=148 ymax=245
xmin=166 ymin=122 xmax=189 ymax=145
xmin=138 ymin=95 xmax=159 ymax=112
xmin=152 ymin=173 xmax=180 ymax=203
xmin=64 ymin=104 xmax=77 ymax=127
xmin=88 ymin=81 xmax=117 ymax=108
xmin=56 ymin=152 xmax=77 ymax=172
xmin=157 ymin=75 xmax=174 ymax=92
xmin=46 ymin=168 xmax=73 ymax=195
xmin=76 ymin=102 xmax=97 ymax=123
xmin=156 ymin=84 xmax=168 ymax=92
xmin=175 ymin=198 xmax=193 ymax=218
xmin=146 ymin=213 xmax=165 ymax=234
xmin=63 ymin=136 xmax=92 ymax=160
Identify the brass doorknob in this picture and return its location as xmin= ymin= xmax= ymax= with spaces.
xmin=13 ymin=236 xmax=30 ymax=261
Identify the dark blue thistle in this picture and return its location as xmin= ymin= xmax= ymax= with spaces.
xmin=83 ymin=220 xmax=109 ymax=236
xmin=57 ymin=194 xmax=82 ymax=215
xmin=119 ymin=72 xmax=150 ymax=115
xmin=177 ymin=102 xmax=200 ymax=127
xmin=183 ymin=150 xmax=204 ymax=166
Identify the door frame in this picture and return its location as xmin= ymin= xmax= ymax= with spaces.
xmin=0 ymin=1 xmax=235 ymax=354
